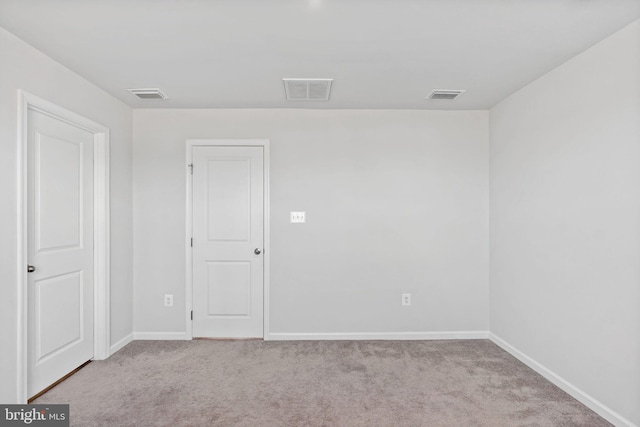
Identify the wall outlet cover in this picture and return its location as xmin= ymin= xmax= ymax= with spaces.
xmin=164 ymin=294 xmax=174 ymax=307
xmin=402 ymin=293 xmax=411 ymax=306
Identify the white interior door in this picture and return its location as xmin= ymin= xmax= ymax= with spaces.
xmin=27 ymin=109 xmax=94 ymax=398
xmin=192 ymin=146 xmax=264 ymax=338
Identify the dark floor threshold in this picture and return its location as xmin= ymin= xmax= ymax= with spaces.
xmin=28 ymin=360 xmax=92 ymax=403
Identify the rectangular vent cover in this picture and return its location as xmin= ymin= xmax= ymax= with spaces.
xmin=427 ymin=89 xmax=466 ymax=100
xmin=283 ymin=78 xmax=333 ymax=101
xmin=127 ymin=88 xmax=168 ymax=100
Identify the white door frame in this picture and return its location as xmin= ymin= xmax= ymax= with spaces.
xmin=185 ymin=139 xmax=270 ymax=340
xmin=16 ymin=91 xmax=111 ymax=402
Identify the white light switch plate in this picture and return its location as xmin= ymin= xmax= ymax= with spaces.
xmin=291 ymin=211 xmax=306 ymax=223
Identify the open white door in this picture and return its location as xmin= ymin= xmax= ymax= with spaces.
xmin=27 ymin=109 xmax=94 ymax=398
xmin=192 ymin=146 xmax=264 ymax=338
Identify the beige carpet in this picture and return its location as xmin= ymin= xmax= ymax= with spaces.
xmin=34 ymin=339 xmax=610 ymax=426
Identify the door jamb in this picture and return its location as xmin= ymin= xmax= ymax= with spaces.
xmin=17 ymin=91 xmax=111 ymax=403
xmin=185 ymin=139 xmax=270 ymax=340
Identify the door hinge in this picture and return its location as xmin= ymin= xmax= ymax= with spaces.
xmin=188 ymin=163 xmax=193 ymax=174
xmin=190 ymin=310 xmax=193 ymax=320
xmin=190 ymin=237 xmax=193 ymax=247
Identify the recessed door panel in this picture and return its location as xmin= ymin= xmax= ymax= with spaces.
xmin=207 ymin=159 xmax=250 ymax=242
xmin=207 ymin=262 xmax=251 ymax=316
xmin=36 ymin=271 xmax=82 ymax=361
xmin=35 ymin=132 xmax=83 ymax=252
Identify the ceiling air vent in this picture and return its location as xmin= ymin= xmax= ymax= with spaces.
xmin=126 ymin=88 xmax=168 ymax=100
xmin=283 ymin=78 xmax=333 ymax=101
xmin=427 ymin=89 xmax=466 ymax=100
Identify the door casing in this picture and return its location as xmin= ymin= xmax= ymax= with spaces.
xmin=185 ymin=139 xmax=270 ymax=340
xmin=17 ymin=91 xmax=111 ymax=403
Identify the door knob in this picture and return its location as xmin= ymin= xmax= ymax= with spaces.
xmin=27 ymin=265 xmax=36 ymax=273
xmin=254 ymin=248 xmax=262 ymax=255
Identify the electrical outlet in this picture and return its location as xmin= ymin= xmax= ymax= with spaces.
xmin=402 ymin=293 xmax=411 ymax=306
xmin=291 ymin=211 xmax=306 ymax=223
xmin=164 ymin=294 xmax=174 ymax=307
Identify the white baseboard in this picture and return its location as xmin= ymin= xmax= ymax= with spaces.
xmin=489 ymin=333 xmax=637 ymax=427
xmin=268 ymin=331 xmax=489 ymax=341
xmin=133 ymin=332 xmax=191 ymax=340
xmin=109 ymin=332 xmax=133 ymax=355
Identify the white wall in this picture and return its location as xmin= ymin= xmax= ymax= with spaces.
xmin=490 ymin=20 xmax=640 ymax=426
xmin=3 ymin=12 xmax=635 ymax=423
xmin=0 ymin=27 xmax=133 ymax=402
xmin=133 ymin=109 xmax=489 ymax=337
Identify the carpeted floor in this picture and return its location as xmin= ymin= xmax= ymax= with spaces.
xmin=34 ymin=339 xmax=610 ymax=427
